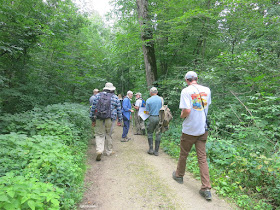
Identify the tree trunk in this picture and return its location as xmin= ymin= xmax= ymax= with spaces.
xmin=136 ymin=0 xmax=157 ymax=88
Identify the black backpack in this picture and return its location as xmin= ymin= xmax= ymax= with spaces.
xmin=96 ymin=92 xmax=112 ymax=119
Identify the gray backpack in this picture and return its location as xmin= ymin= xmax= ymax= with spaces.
xmin=96 ymin=92 xmax=112 ymax=119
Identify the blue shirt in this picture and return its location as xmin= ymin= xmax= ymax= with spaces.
xmin=146 ymin=95 xmax=162 ymax=116
xmin=122 ymin=97 xmax=131 ymax=120
xmin=90 ymin=92 xmax=122 ymax=121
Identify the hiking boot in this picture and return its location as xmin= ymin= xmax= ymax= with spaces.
xmin=154 ymin=141 xmax=160 ymax=156
xmin=96 ymin=152 xmax=102 ymax=161
xmin=121 ymin=137 xmax=129 ymax=142
xmin=199 ymin=189 xmax=212 ymax=201
xmin=104 ymin=151 xmax=115 ymax=156
xmin=172 ymin=171 xmax=183 ymax=184
xmin=147 ymin=138 xmax=153 ymax=155
xmin=126 ymin=136 xmax=131 ymax=141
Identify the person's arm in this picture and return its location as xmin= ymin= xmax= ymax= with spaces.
xmin=145 ymin=100 xmax=150 ymax=115
xmin=134 ymin=100 xmax=141 ymax=110
xmin=90 ymin=95 xmax=99 ymax=125
xmin=123 ymin=98 xmax=134 ymax=112
xmin=122 ymin=98 xmax=130 ymax=112
xmin=179 ymin=89 xmax=192 ymax=119
xmin=180 ymin=109 xmax=191 ymax=118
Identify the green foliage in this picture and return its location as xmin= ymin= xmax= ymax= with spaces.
xmin=162 ymin=117 xmax=280 ymax=209
xmin=0 ymin=173 xmax=63 ymax=210
xmin=0 ymin=103 xmax=92 ymax=209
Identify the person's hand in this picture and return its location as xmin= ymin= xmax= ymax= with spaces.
xmin=92 ymin=121 xmax=96 ymax=127
xmin=117 ymin=121 xmax=121 ymax=126
xmin=130 ymin=109 xmax=134 ymax=113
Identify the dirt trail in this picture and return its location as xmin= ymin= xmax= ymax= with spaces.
xmin=79 ymin=126 xmax=235 ymax=210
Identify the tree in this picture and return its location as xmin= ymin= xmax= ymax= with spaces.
xmin=136 ymin=0 xmax=157 ymax=87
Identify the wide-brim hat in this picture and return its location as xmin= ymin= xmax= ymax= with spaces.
xmin=103 ymin=82 xmax=116 ymax=91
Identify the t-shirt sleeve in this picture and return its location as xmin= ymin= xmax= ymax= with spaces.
xmin=179 ymin=89 xmax=192 ymax=109
xmin=146 ymin=99 xmax=150 ymax=112
xmin=208 ymin=89 xmax=211 ymax=106
xmin=135 ymin=99 xmax=142 ymax=107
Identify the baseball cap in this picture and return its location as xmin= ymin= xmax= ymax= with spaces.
xmin=185 ymin=71 xmax=198 ymax=80
xmin=150 ymin=87 xmax=158 ymax=93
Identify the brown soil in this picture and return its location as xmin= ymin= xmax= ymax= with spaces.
xmin=79 ymin=125 xmax=236 ymax=210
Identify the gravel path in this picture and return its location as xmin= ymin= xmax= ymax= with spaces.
xmin=79 ymin=125 xmax=236 ymax=210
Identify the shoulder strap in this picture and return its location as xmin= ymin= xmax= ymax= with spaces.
xmin=191 ymin=85 xmax=209 ymax=130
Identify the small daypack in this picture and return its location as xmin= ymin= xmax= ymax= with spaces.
xmin=96 ymin=92 xmax=112 ymax=119
xmin=159 ymin=105 xmax=173 ymax=133
xmin=141 ymin=99 xmax=146 ymax=107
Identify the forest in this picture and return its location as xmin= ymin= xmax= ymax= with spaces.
xmin=0 ymin=0 xmax=279 ymax=209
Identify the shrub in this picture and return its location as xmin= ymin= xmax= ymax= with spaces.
xmin=0 ymin=172 xmax=63 ymax=210
xmin=0 ymin=103 xmax=92 ymax=209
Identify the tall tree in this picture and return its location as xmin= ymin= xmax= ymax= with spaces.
xmin=136 ymin=0 xmax=157 ymax=87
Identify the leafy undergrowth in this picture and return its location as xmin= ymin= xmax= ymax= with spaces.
xmin=0 ymin=103 xmax=93 ymax=209
xmin=161 ymin=119 xmax=280 ymax=210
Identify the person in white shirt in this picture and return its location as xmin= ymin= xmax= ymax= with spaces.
xmin=133 ymin=92 xmax=146 ymax=135
xmin=172 ymin=71 xmax=212 ymax=201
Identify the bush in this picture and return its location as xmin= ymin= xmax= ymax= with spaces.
xmin=161 ymin=119 xmax=280 ymax=209
xmin=0 ymin=103 xmax=92 ymax=209
xmin=0 ymin=173 xmax=63 ymax=210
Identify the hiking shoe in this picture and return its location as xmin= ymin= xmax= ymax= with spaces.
xmin=147 ymin=148 xmax=154 ymax=155
xmin=126 ymin=136 xmax=131 ymax=141
xmin=199 ymin=189 xmax=212 ymax=201
xmin=154 ymin=151 xmax=159 ymax=156
xmin=172 ymin=171 xmax=183 ymax=184
xmin=96 ymin=152 xmax=102 ymax=161
xmin=121 ymin=138 xmax=128 ymax=142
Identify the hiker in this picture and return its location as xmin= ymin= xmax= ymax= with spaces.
xmin=145 ymin=87 xmax=163 ymax=156
xmin=118 ymin=94 xmax=123 ymax=108
xmin=172 ymin=71 xmax=212 ymax=201
xmin=89 ymin=88 xmax=99 ymax=106
xmin=121 ymin=91 xmax=134 ymax=142
xmin=133 ymin=92 xmax=146 ymax=135
xmin=90 ymin=83 xmax=122 ymax=161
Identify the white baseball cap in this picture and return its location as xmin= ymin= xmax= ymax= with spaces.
xmin=185 ymin=71 xmax=198 ymax=79
xmin=150 ymin=87 xmax=158 ymax=93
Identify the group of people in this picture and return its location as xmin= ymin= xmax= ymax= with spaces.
xmin=89 ymin=71 xmax=212 ymax=201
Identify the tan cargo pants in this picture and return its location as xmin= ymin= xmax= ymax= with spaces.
xmin=175 ymin=131 xmax=211 ymax=190
xmin=95 ymin=118 xmax=113 ymax=155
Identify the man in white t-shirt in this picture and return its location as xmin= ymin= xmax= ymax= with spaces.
xmin=133 ymin=93 xmax=146 ymax=135
xmin=172 ymin=71 xmax=212 ymax=201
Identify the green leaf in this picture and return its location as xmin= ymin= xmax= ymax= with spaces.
xmin=28 ymin=200 xmax=36 ymax=210
xmin=0 ymin=195 xmax=10 ymax=202
xmin=7 ymin=190 xmax=15 ymax=198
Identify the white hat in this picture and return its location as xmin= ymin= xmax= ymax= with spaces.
xmin=127 ymin=90 xmax=133 ymax=95
xmin=103 ymin=82 xmax=116 ymax=91
xmin=135 ymin=92 xmax=142 ymax=96
xmin=185 ymin=71 xmax=198 ymax=79
xmin=150 ymin=87 xmax=158 ymax=93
